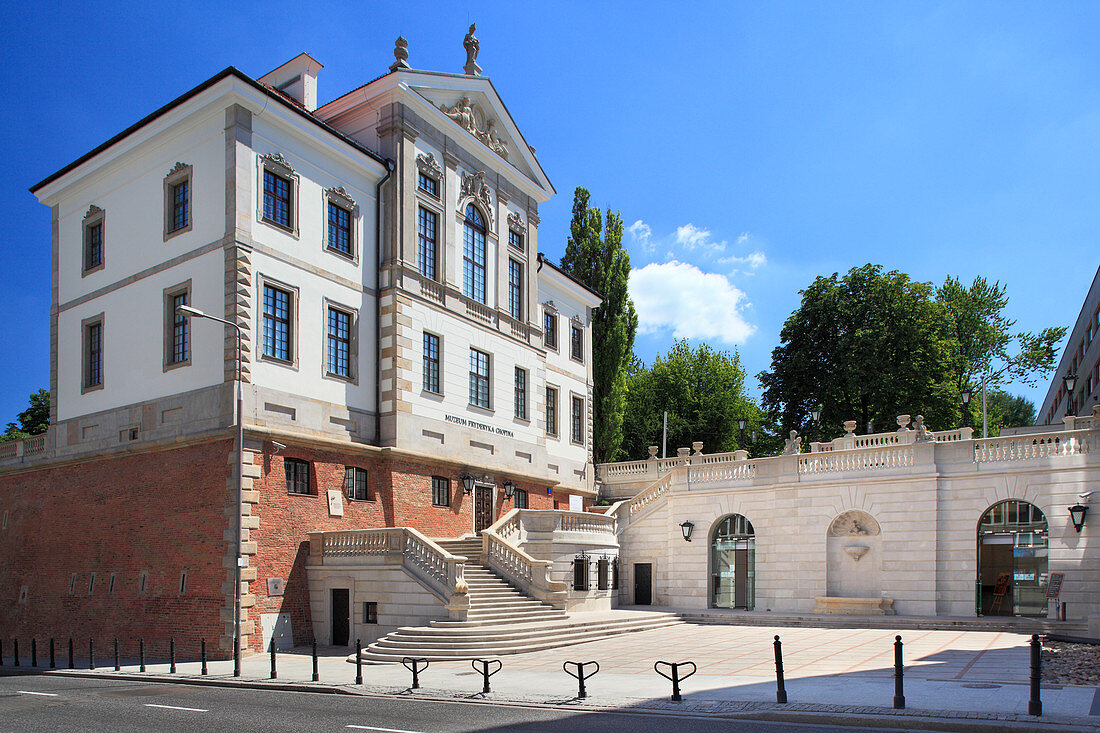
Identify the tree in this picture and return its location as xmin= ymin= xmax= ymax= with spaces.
xmin=560 ymin=187 xmax=638 ymax=463
xmin=759 ymin=264 xmax=955 ymax=440
xmin=1 ymin=389 xmax=50 ymax=442
xmin=983 ymin=391 xmax=1036 ymax=436
xmin=619 ymin=340 xmax=760 ymax=460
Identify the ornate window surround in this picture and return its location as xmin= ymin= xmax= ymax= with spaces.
xmin=81 ymin=205 xmax=105 ymax=277
xmin=162 ymin=161 xmax=193 ymax=242
xmin=258 ymin=152 xmax=300 ymax=237
xmin=322 ymin=185 xmax=359 ymax=263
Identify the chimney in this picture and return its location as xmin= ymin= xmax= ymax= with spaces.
xmin=258 ymin=53 xmax=323 ymax=112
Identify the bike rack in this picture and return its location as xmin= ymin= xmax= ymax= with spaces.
xmin=401 ymin=657 xmax=430 ymax=689
xmin=471 ymin=658 xmax=503 ymax=693
xmin=654 ymin=660 xmax=696 ymax=702
xmin=563 ymin=660 xmax=600 ymax=699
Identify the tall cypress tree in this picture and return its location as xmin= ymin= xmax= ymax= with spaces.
xmin=560 ymin=187 xmax=638 ymax=463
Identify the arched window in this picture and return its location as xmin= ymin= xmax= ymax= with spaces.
xmin=977 ymin=500 xmax=1048 ymax=617
xmin=462 ymin=204 xmax=487 ymax=304
xmin=711 ymin=514 xmax=755 ymax=609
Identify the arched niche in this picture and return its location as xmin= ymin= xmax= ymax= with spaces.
xmin=825 ymin=510 xmax=882 ymax=599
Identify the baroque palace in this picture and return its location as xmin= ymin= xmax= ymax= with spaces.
xmin=1 ymin=31 xmax=1097 ymax=663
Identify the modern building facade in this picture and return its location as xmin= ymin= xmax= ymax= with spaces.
xmin=1039 ymin=264 xmax=1100 ymax=425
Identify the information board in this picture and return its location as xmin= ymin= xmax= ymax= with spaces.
xmin=1045 ymin=572 xmax=1065 ymax=599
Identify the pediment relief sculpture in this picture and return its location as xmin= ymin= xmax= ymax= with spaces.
xmin=439 ymin=96 xmax=509 ymax=160
xmin=167 ymin=161 xmax=189 ymax=176
xmin=828 ymin=510 xmax=881 ymax=537
xmin=416 ymin=152 xmax=442 ymax=179
xmin=83 ymin=204 xmax=104 ymax=220
xmin=262 ymin=152 xmax=294 ymax=172
xmin=507 ymin=210 xmax=526 ymax=234
xmin=325 ymin=185 xmax=356 ymax=207
xmin=459 ymin=171 xmax=493 ymax=226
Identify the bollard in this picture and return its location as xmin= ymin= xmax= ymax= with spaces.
xmin=773 ymin=635 xmax=788 ymax=704
xmin=0 ymin=638 xmax=3 ymax=666
xmin=89 ymin=638 xmax=95 ymax=670
xmin=169 ymin=638 xmax=176 ymax=674
xmin=401 ymin=657 xmax=430 ymax=690
xmin=114 ymin=639 xmax=120 ymax=671
xmin=471 ymin=658 xmax=503 ymax=694
xmin=201 ymin=638 xmax=208 ymax=676
xmin=233 ymin=634 xmax=240 ymax=678
xmin=32 ymin=638 xmax=37 ymax=668
xmin=563 ymin=661 xmax=599 ymax=699
xmin=49 ymin=638 xmax=56 ymax=669
xmin=355 ymin=639 xmax=363 ymax=685
xmin=139 ymin=639 xmax=145 ymax=673
xmin=13 ymin=638 xmax=19 ymax=667
xmin=269 ymin=639 xmax=277 ymax=680
xmin=893 ymin=635 xmax=905 ymax=709
xmin=312 ymin=640 xmax=319 ymax=682
xmin=654 ymin=660 xmax=696 ymax=702
xmin=1028 ymin=634 xmax=1042 ymax=716
xmin=68 ymin=637 xmax=74 ymax=669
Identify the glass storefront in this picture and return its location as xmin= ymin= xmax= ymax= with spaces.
xmin=711 ymin=514 xmax=755 ymax=610
xmin=977 ymin=500 xmax=1048 ymax=617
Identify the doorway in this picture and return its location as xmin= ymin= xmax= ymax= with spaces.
xmin=474 ymin=486 xmax=493 ymax=534
xmin=634 ymin=563 xmax=652 ymax=605
xmin=711 ymin=514 xmax=756 ymax=609
xmin=331 ymin=588 xmax=350 ymax=646
xmin=977 ymin=500 xmax=1047 ymax=617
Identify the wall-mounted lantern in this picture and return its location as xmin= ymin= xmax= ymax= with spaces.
xmin=503 ymin=480 xmax=516 ymax=499
xmin=461 ymin=474 xmax=475 ymax=495
xmin=1069 ymin=503 xmax=1088 ymax=533
xmin=679 ymin=520 xmax=695 ymax=542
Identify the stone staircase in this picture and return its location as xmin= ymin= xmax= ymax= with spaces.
xmin=356 ymin=536 xmax=682 ymax=662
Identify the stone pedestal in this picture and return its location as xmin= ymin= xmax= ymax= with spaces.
xmin=813 ymin=596 xmax=896 ymax=615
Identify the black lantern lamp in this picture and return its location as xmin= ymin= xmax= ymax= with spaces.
xmin=1064 ymin=373 xmax=1078 ymax=417
xmin=679 ymin=520 xmax=695 ymax=542
xmin=961 ymin=386 xmax=972 ymax=428
xmin=1069 ymin=503 xmax=1088 ymax=533
xmin=503 ymin=480 xmax=516 ymax=499
xmin=810 ymin=403 xmax=823 ymax=443
xmin=737 ymin=417 xmax=747 ymax=446
xmin=461 ymin=474 xmax=475 ymax=495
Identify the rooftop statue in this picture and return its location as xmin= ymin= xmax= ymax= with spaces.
xmin=782 ymin=430 xmax=801 ymax=456
xmin=913 ymin=415 xmax=935 ymax=443
xmin=463 ymin=24 xmax=481 ymax=76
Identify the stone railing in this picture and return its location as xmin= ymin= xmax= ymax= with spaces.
xmin=486 ymin=508 xmax=616 ymax=543
xmin=799 ymin=445 xmax=916 ymax=474
xmin=482 ymin=530 xmax=567 ymax=608
xmin=687 ymin=459 xmax=757 ymax=484
xmin=307 ymin=527 xmax=469 ymax=617
xmin=557 ymin=510 xmax=616 ymax=535
xmin=974 ymin=431 xmax=1092 ymax=463
xmin=629 ymin=471 xmax=673 ymax=516
xmin=0 ymin=434 xmax=47 ymax=463
xmin=465 ymin=299 xmax=494 ymax=324
xmin=419 ymin=278 xmax=445 ymax=304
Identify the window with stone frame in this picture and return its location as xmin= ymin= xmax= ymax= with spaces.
xmin=508 ymin=228 xmax=524 ymax=252
xmin=423 ymin=332 xmax=441 ymax=394
xmin=431 ymin=476 xmax=450 ymax=507
xmin=543 ymin=309 xmax=557 ymax=350
xmin=469 ymin=348 xmax=491 ymax=409
xmin=163 ymin=162 xmax=192 ymax=240
xmin=261 ymin=282 xmax=294 ymax=363
xmin=514 ymin=488 xmax=528 ymax=509
xmin=546 ymin=386 xmax=559 ymax=437
xmin=327 ymin=200 xmax=353 ymax=257
xmin=570 ymin=323 xmax=584 ymax=362
xmin=462 ymin=204 xmax=487 ymax=303
xmin=326 ymin=305 xmax=353 ymax=380
xmin=571 ymin=395 xmax=585 ymax=445
xmin=514 ymin=366 xmax=528 ymax=420
xmin=82 ymin=206 xmax=105 ymax=274
xmin=164 ymin=284 xmax=191 ymax=370
xmin=285 ymin=458 xmax=311 ymax=495
xmin=418 ymin=206 xmax=438 ymax=281
xmin=261 ymin=155 xmax=297 ymax=232
xmin=82 ymin=315 xmax=104 ymax=392
xmin=508 ymin=259 xmax=523 ymax=321
xmin=418 ymin=171 xmax=438 ymax=198
xmin=345 ymin=466 xmax=369 ymax=501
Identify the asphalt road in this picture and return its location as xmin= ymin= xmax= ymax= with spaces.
xmin=0 ymin=673 xmax=912 ymax=733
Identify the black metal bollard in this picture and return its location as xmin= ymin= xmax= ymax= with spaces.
xmin=233 ymin=633 xmax=240 ymax=678
xmin=68 ymin=637 xmax=74 ymax=669
xmin=13 ymin=638 xmax=19 ymax=667
xmin=49 ymin=638 xmax=55 ymax=669
xmin=402 ymin=657 xmax=430 ymax=690
xmin=0 ymin=638 xmax=4 ymax=666
xmin=139 ymin=639 xmax=145 ymax=672
xmin=31 ymin=638 xmax=37 ymax=667
xmin=355 ymin=639 xmax=363 ymax=685
xmin=654 ymin=660 xmax=696 ymax=702
xmin=269 ymin=639 xmax=277 ymax=680
xmin=201 ymin=638 xmax=207 ymax=675
xmin=563 ymin=661 xmax=599 ymax=699
xmin=1028 ymin=634 xmax=1042 ymax=716
xmin=114 ymin=639 xmax=120 ymax=671
xmin=312 ymin=640 xmax=319 ymax=682
xmin=773 ymin=636 xmax=787 ymax=704
xmin=471 ymin=658 xmax=503 ymax=694
xmin=893 ymin=635 xmax=905 ymax=709
xmin=169 ymin=638 xmax=176 ymax=674
xmin=88 ymin=638 xmax=95 ymax=670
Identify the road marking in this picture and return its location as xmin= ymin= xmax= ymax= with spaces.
xmin=346 ymin=726 xmax=425 ymax=733
xmin=18 ymin=691 xmax=59 ymax=697
xmin=143 ymin=703 xmax=208 ymax=712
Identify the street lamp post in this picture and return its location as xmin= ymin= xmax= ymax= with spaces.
xmin=960 ymin=386 xmax=972 ymax=429
xmin=737 ymin=418 xmax=747 ymax=448
xmin=1064 ymin=373 xmax=1078 ymax=420
xmin=810 ymin=403 xmax=823 ymax=444
xmin=177 ymin=304 xmax=244 ymax=677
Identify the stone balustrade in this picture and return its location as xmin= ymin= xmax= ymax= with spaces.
xmin=0 ymin=433 xmax=47 ymax=464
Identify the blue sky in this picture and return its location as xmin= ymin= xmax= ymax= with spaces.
xmin=1 ymin=1 xmax=1098 ymax=427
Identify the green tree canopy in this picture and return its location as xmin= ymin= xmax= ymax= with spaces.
xmin=982 ymin=390 xmax=1037 ymax=436
xmin=620 ymin=340 xmax=760 ymax=460
xmin=560 ymin=187 xmax=638 ymax=463
xmin=1 ymin=388 xmax=50 ymax=442
xmin=758 ymin=264 xmax=955 ymax=438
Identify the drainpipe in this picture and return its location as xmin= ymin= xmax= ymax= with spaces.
xmin=375 ymin=157 xmax=396 ymax=444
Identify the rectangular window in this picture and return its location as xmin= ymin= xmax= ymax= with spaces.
xmin=327 ymin=201 xmax=352 ymax=256
xmin=469 ymin=348 xmax=491 ymax=409
xmin=571 ymin=395 xmax=584 ymax=444
xmin=326 ymin=306 xmax=352 ymax=378
xmin=363 ymin=601 xmax=378 ymax=624
xmin=262 ymin=284 xmax=293 ymax=362
xmin=508 ymin=259 xmax=524 ymax=320
xmin=169 ymin=179 xmax=190 ymax=233
xmin=462 ymin=217 xmax=487 ymax=304
xmin=345 ymin=467 xmax=369 ymax=501
xmin=423 ymin=333 xmax=441 ymax=394
xmin=417 ymin=207 xmax=438 ymax=281
xmin=597 ymin=557 xmax=609 ymax=590
xmin=514 ymin=488 xmax=528 ymax=509
xmin=418 ymin=172 xmax=438 ymax=198
xmin=431 ymin=476 xmax=450 ymax=507
xmin=546 ymin=386 xmax=558 ymax=437
xmin=84 ymin=320 xmax=103 ymax=389
xmin=508 ymin=228 xmax=524 ymax=252
xmin=544 ymin=311 xmax=557 ymax=350
xmin=263 ymin=168 xmax=293 ymax=228
xmin=285 ymin=458 xmax=310 ymax=495
xmin=514 ymin=367 xmax=527 ymax=420
xmin=84 ymin=219 xmax=103 ymax=272
xmin=167 ymin=290 xmax=190 ymax=366
xmin=573 ymin=557 xmax=589 ymax=591
xmin=570 ymin=324 xmax=584 ymax=362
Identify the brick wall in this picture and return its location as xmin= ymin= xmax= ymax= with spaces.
xmin=0 ymin=440 xmax=231 ymax=661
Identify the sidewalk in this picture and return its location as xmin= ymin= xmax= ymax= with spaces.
xmin=7 ymin=623 xmax=1099 ymax=730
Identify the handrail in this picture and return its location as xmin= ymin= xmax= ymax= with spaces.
xmin=974 ymin=430 xmax=1092 ymax=463
xmin=482 ymin=530 xmax=567 ymax=608
xmin=799 ymin=445 xmax=915 ymax=474
xmin=0 ymin=433 xmax=47 ymax=462
xmin=629 ymin=472 xmax=673 ymax=516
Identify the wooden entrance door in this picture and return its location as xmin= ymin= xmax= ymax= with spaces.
xmin=474 ymin=486 xmax=493 ymax=534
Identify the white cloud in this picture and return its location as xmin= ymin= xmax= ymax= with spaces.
xmin=629 ymin=261 xmax=755 ymax=344
xmin=674 ymin=223 xmax=725 ymax=252
xmin=718 ymin=250 xmax=767 ymax=269
xmin=627 ymin=219 xmax=653 ymax=252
